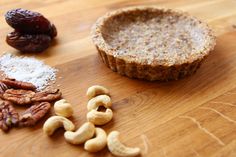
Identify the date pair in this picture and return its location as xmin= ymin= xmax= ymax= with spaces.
xmin=5 ymin=8 xmax=57 ymax=53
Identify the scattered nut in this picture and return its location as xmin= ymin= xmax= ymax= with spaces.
xmin=54 ymin=99 xmax=73 ymax=118
xmin=0 ymin=99 xmax=19 ymax=132
xmin=32 ymin=88 xmax=61 ymax=102
xmin=87 ymin=95 xmax=112 ymax=111
xmin=43 ymin=116 xmax=75 ymax=136
xmin=87 ymin=108 xmax=113 ymax=125
xmin=3 ymin=89 xmax=35 ymax=105
xmin=84 ymin=127 xmax=107 ymax=152
xmin=2 ymin=78 xmax=36 ymax=91
xmin=0 ymin=82 xmax=9 ymax=94
xmin=107 ymin=131 xmax=141 ymax=157
xmin=64 ymin=122 xmax=95 ymax=144
xmin=87 ymin=85 xmax=109 ymax=100
xmin=19 ymin=102 xmax=51 ymax=127
xmin=3 ymin=88 xmax=61 ymax=105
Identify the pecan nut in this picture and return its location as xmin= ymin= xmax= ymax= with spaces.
xmin=3 ymin=89 xmax=35 ymax=105
xmin=0 ymin=99 xmax=19 ymax=132
xmin=2 ymin=78 xmax=36 ymax=91
xmin=32 ymin=88 xmax=61 ymax=102
xmin=0 ymin=82 xmax=9 ymax=94
xmin=19 ymin=102 xmax=51 ymax=127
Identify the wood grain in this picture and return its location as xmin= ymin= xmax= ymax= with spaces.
xmin=1 ymin=0 xmax=236 ymax=157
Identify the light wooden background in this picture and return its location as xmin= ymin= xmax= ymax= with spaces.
xmin=0 ymin=0 xmax=236 ymax=157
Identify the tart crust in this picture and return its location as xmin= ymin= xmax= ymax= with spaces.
xmin=91 ymin=6 xmax=216 ymax=81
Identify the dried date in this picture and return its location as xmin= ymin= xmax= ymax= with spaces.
xmin=48 ymin=23 xmax=57 ymax=38
xmin=6 ymin=31 xmax=51 ymax=53
xmin=2 ymin=78 xmax=36 ymax=91
xmin=32 ymin=88 xmax=61 ymax=102
xmin=19 ymin=102 xmax=51 ymax=127
xmin=0 ymin=99 xmax=19 ymax=132
xmin=5 ymin=8 xmax=51 ymax=34
xmin=3 ymin=89 xmax=35 ymax=105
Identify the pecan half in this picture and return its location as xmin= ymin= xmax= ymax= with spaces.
xmin=3 ymin=89 xmax=35 ymax=105
xmin=32 ymin=88 xmax=61 ymax=102
xmin=0 ymin=82 xmax=9 ymax=94
xmin=2 ymin=78 xmax=36 ymax=91
xmin=0 ymin=99 xmax=19 ymax=132
xmin=19 ymin=102 xmax=51 ymax=127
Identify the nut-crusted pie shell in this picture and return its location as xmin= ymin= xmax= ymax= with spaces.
xmin=91 ymin=6 xmax=216 ymax=81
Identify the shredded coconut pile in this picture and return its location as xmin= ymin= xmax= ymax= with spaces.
xmin=0 ymin=54 xmax=57 ymax=91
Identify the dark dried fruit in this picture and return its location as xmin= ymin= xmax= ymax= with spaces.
xmin=2 ymin=78 xmax=36 ymax=91
xmin=3 ymin=89 xmax=35 ymax=105
xmin=19 ymin=102 xmax=51 ymax=127
xmin=0 ymin=99 xmax=19 ymax=132
xmin=5 ymin=8 xmax=57 ymax=53
xmin=32 ymin=88 xmax=61 ymax=102
xmin=48 ymin=23 xmax=57 ymax=38
xmin=0 ymin=82 xmax=9 ymax=94
xmin=5 ymin=8 xmax=51 ymax=34
xmin=6 ymin=31 xmax=51 ymax=53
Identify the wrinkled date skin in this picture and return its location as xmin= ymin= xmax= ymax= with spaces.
xmin=5 ymin=8 xmax=53 ymax=35
xmin=32 ymin=88 xmax=62 ymax=102
xmin=5 ymin=8 xmax=57 ymax=53
xmin=3 ymin=89 xmax=35 ymax=105
xmin=2 ymin=78 xmax=36 ymax=91
xmin=0 ymin=99 xmax=19 ymax=132
xmin=48 ymin=23 xmax=57 ymax=38
xmin=19 ymin=102 xmax=51 ymax=127
xmin=6 ymin=31 xmax=51 ymax=53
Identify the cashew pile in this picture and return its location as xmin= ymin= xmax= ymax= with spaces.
xmin=86 ymin=86 xmax=113 ymax=125
xmin=43 ymin=99 xmax=75 ymax=136
xmin=42 ymin=85 xmax=141 ymax=156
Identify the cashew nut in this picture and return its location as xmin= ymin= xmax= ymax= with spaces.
xmin=43 ymin=116 xmax=75 ymax=136
xmin=107 ymin=131 xmax=141 ymax=157
xmin=64 ymin=122 xmax=95 ymax=144
xmin=87 ymin=95 xmax=112 ymax=111
xmin=87 ymin=108 xmax=113 ymax=125
xmin=87 ymin=85 xmax=109 ymax=100
xmin=54 ymin=99 xmax=74 ymax=118
xmin=84 ymin=127 xmax=107 ymax=152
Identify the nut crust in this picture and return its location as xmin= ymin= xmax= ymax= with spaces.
xmin=97 ymin=47 xmax=205 ymax=81
xmin=91 ymin=6 xmax=216 ymax=81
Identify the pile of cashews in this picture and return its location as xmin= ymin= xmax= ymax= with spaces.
xmin=43 ymin=85 xmax=141 ymax=157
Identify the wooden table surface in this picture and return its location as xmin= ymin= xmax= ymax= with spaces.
xmin=1 ymin=0 xmax=236 ymax=157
